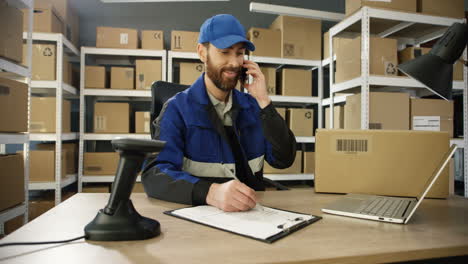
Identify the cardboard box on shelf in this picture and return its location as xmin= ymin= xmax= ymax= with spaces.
xmin=28 ymin=190 xmax=75 ymax=221
xmin=0 ymin=154 xmax=24 ymax=212
xmin=132 ymin=183 xmax=145 ymax=193
xmin=336 ymin=36 xmax=398 ymax=83
xmin=25 ymin=150 xmax=67 ymax=182
xmin=94 ymin=102 xmax=130 ymax=133
xmin=270 ymin=16 xmax=321 ymax=60
xmin=411 ymin=98 xmax=454 ymax=138
xmin=303 ymin=152 xmax=315 ymax=174
xmin=179 ymin=62 xmax=204 ymax=85
xmin=142 ymin=30 xmax=164 ymax=50
xmin=417 ymin=0 xmax=464 ymax=18
xmin=136 ymin=60 xmax=162 ymax=90
xmin=323 ymin=32 xmax=353 ymax=59
xmin=260 ymin=67 xmax=276 ymax=95
xmin=247 ymin=27 xmax=281 ymax=58
xmin=62 ymin=54 xmax=72 ymax=85
xmin=84 ymin=152 xmax=120 ymax=175
xmin=22 ymin=44 xmax=56 ymax=81
xmin=344 ymin=92 xmax=409 ymax=130
xmin=263 ymin=151 xmax=302 ymax=174
xmin=315 ymin=129 xmax=450 ymax=198
xmin=30 ymin=97 xmax=71 ymax=133
xmin=345 ymin=0 xmax=417 ymax=16
xmin=171 ymin=31 xmax=199 ymax=52
xmin=398 ymin=47 xmax=464 ymax=81
xmin=275 ymin=107 xmax=287 ymax=121
xmin=289 ymin=108 xmax=314 ymax=137
xmin=111 ymin=67 xmax=134 ymax=90
xmin=96 ymin=27 xmax=138 ymax=49
xmin=22 ymin=1 xmax=64 ymax=34
xmin=37 ymin=0 xmax=80 ymax=45
xmin=4 ymin=215 xmax=24 ymax=235
xmin=325 ymin=105 xmax=345 ymax=129
xmin=82 ymin=183 xmax=111 ymax=193
xmin=37 ymin=143 xmax=78 ymax=174
xmin=279 ymin=68 xmax=312 ymax=97
xmin=0 ymin=77 xmax=28 ymax=133
xmin=0 ymin=1 xmax=23 ymax=62
xmin=85 ymin=66 xmax=106 ymax=88
xmin=135 ymin=112 xmax=151 ymax=134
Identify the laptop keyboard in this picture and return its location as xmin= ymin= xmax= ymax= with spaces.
xmin=356 ymin=197 xmax=410 ymax=218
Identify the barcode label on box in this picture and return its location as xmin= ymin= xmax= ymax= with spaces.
xmin=413 ymin=116 xmax=440 ymax=131
xmin=95 ymin=116 xmax=107 ymax=131
xmin=120 ymin=33 xmax=129 ymax=44
xmin=336 ymin=139 xmax=368 ymax=153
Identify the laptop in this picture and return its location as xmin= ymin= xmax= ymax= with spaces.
xmin=321 ymin=145 xmax=457 ymax=224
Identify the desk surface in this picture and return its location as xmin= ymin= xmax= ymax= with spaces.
xmin=1 ymin=189 xmax=468 ymax=264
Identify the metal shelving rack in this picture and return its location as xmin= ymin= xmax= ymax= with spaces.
xmin=0 ymin=0 xmax=34 ymax=234
xmin=78 ymin=47 xmax=167 ymax=192
xmin=26 ymin=33 xmax=80 ymax=205
xmin=325 ymin=6 xmax=468 ymax=197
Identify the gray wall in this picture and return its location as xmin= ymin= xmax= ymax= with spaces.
xmin=73 ymin=0 xmax=345 ymax=48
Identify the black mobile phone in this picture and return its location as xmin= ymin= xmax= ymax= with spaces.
xmin=240 ymin=67 xmax=248 ymax=85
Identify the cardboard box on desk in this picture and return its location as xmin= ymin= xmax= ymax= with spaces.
xmin=336 ymin=37 xmax=398 ymax=83
xmin=0 ymin=77 xmax=28 ymax=133
xmin=96 ymin=27 xmax=138 ymax=49
xmin=179 ymin=62 xmax=204 ymax=85
xmin=84 ymin=152 xmax=120 ymax=175
xmin=94 ymin=102 xmax=130 ymax=133
xmin=171 ymin=31 xmax=199 ymax=52
xmin=247 ymin=27 xmax=281 ymax=58
xmin=289 ymin=108 xmax=314 ymax=137
xmin=260 ymin=67 xmax=276 ymax=95
xmin=279 ymin=68 xmax=312 ymax=97
xmin=315 ymin=129 xmax=450 ymax=198
xmin=0 ymin=1 xmax=23 ymax=62
xmin=85 ymin=66 xmax=106 ymax=88
xmin=263 ymin=151 xmax=302 ymax=174
xmin=30 ymin=97 xmax=71 ymax=133
xmin=417 ymin=0 xmax=465 ymax=18
xmin=111 ymin=67 xmax=134 ymax=90
xmin=270 ymin=16 xmax=321 ymax=60
xmin=142 ymin=30 xmax=164 ymax=50
xmin=37 ymin=142 xmax=78 ymax=174
xmin=23 ymin=150 xmax=67 ymax=182
xmin=22 ymin=1 xmax=65 ymax=34
xmin=325 ymin=105 xmax=344 ymax=129
xmin=0 ymin=154 xmax=24 ymax=212
xmin=411 ymin=98 xmax=454 ymax=138
xmin=135 ymin=112 xmax=151 ymax=134
xmin=136 ymin=60 xmax=162 ymax=90
xmin=345 ymin=0 xmax=417 ymax=16
xmin=344 ymin=92 xmax=409 ymax=130
xmin=398 ymin=47 xmax=464 ymax=81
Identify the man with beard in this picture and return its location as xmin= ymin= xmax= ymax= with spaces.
xmin=142 ymin=14 xmax=296 ymax=212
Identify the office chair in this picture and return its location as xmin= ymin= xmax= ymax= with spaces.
xmin=150 ymin=81 xmax=288 ymax=190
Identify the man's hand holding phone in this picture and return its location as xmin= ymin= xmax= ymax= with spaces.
xmin=242 ymin=60 xmax=271 ymax=109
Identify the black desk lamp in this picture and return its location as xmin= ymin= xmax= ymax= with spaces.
xmin=398 ymin=22 xmax=468 ymax=100
xmin=85 ymin=138 xmax=165 ymax=241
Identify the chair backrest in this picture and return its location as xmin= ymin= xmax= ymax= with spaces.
xmin=150 ymin=81 xmax=189 ymax=138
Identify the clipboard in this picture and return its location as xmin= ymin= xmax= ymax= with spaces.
xmin=164 ymin=204 xmax=322 ymax=243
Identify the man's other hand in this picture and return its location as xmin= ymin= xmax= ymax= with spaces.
xmin=206 ymin=180 xmax=257 ymax=212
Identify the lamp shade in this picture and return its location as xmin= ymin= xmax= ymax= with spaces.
xmin=398 ymin=23 xmax=468 ymax=100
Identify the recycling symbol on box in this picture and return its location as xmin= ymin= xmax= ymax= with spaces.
xmin=253 ymin=30 xmax=260 ymax=38
xmin=43 ymin=47 xmax=53 ymax=57
xmin=385 ymin=62 xmax=397 ymax=75
xmin=305 ymin=111 xmax=312 ymax=119
xmin=196 ymin=65 xmax=203 ymax=72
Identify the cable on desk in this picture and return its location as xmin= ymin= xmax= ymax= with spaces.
xmin=0 ymin=235 xmax=86 ymax=247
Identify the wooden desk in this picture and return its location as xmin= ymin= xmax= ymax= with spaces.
xmin=1 ymin=189 xmax=468 ymax=264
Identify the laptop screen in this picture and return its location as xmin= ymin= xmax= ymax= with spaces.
xmin=415 ymin=145 xmax=457 ymax=201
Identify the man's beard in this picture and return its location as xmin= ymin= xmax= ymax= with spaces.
xmin=206 ymin=56 xmax=241 ymax=92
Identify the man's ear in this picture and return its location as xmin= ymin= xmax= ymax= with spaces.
xmin=197 ymin=43 xmax=207 ymax=63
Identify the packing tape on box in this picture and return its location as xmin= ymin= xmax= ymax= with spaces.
xmin=85 ymin=166 xmax=103 ymax=172
xmin=144 ymin=121 xmax=150 ymax=133
xmin=144 ymin=112 xmax=150 ymax=119
xmin=30 ymin=122 xmax=46 ymax=132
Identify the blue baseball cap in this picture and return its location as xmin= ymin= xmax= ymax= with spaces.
xmin=199 ymin=14 xmax=255 ymax=51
